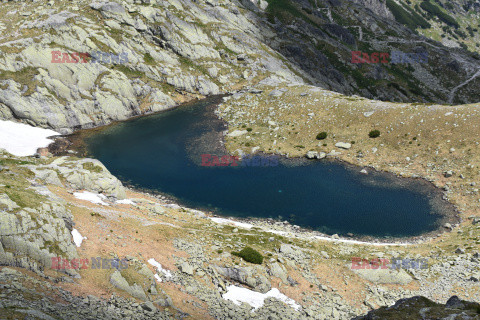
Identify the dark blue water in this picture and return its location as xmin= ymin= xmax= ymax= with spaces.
xmin=84 ymin=97 xmax=447 ymax=237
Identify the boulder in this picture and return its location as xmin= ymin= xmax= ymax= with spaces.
xmin=335 ymin=142 xmax=351 ymax=149
xmin=110 ymin=270 xmax=131 ymax=293
xmin=137 ymin=264 xmax=155 ymax=281
xmin=130 ymin=283 xmax=148 ymax=301
xmin=212 ymin=265 xmax=271 ymax=293
xmin=155 ymin=298 xmax=173 ymax=307
xmin=279 ymin=244 xmax=296 ymax=256
xmin=327 ymin=150 xmax=342 ymax=156
xmin=180 ymin=261 xmax=194 ymax=275
xmin=268 ymin=89 xmax=284 ymax=97
xmin=227 ymin=130 xmax=248 ymax=137
xmin=445 ymin=296 xmax=464 ymax=308
xmin=306 ymin=151 xmax=318 ymax=159
xmin=268 ymin=262 xmax=288 ymax=284
xmin=469 ymin=273 xmax=480 ymax=282
xmin=141 ymin=301 xmax=157 ymax=312
xmin=352 ymin=268 xmax=413 ymax=285
xmin=110 ymin=271 xmax=148 ymax=300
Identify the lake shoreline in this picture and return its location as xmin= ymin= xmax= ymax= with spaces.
xmin=58 ymin=95 xmax=460 ymax=245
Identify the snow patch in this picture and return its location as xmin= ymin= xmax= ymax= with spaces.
xmin=312 ymin=235 xmax=409 ymax=246
xmin=74 ymin=191 xmax=109 ymax=205
xmin=223 ymin=285 xmax=301 ymax=311
xmin=209 ymin=217 xmax=253 ymax=229
xmin=71 ymin=229 xmax=86 ymax=247
xmin=115 ymin=199 xmax=135 ymax=205
xmin=162 ymin=203 xmax=181 ymax=209
xmin=148 ymin=258 xmax=173 ymax=281
xmin=0 ymin=120 xmax=59 ymax=157
xmin=209 ymin=217 xmax=407 ymax=246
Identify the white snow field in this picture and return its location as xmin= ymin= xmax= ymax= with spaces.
xmin=0 ymin=120 xmax=59 ymax=157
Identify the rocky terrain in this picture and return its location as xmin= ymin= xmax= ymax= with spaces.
xmin=0 ymin=0 xmax=302 ymax=133
xmin=255 ymin=0 xmax=480 ymax=104
xmin=354 ymin=295 xmax=480 ymax=319
xmin=1 ymin=0 xmax=480 ymax=319
xmin=0 ymin=143 xmax=479 ymax=319
xmin=0 ymin=0 xmax=480 ymax=135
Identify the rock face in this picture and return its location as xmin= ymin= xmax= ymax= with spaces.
xmin=0 ymin=267 xmax=173 ymax=319
xmin=257 ymin=0 xmax=480 ymax=104
xmin=351 ymin=268 xmax=413 ymax=285
xmin=0 ymin=185 xmax=79 ymax=277
xmin=34 ymin=157 xmax=127 ymax=199
xmin=2 ymin=0 xmax=478 ymax=134
xmin=0 ymin=151 xmax=128 ymax=279
xmin=0 ymin=0 xmax=301 ymax=133
xmin=351 ymin=0 xmax=393 ymax=19
xmin=353 ymin=296 xmax=480 ymax=319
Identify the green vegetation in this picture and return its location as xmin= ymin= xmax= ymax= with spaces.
xmin=82 ymin=162 xmax=104 ymax=173
xmin=266 ymin=0 xmax=317 ymax=26
xmin=113 ymin=65 xmax=144 ymax=78
xmin=43 ymin=240 xmax=63 ymax=256
xmin=0 ymin=165 xmax=46 ymax=209
xmin=178 ymin=56 xmax=208 ymax=76
xmin=89 ymin=37 xmax=112 ymax=52
xmin=143 ymin=52 xmax=155 ymax=65
xmin=316 ymin=131 xmax=327 ymax=140
xmin=232 ymin=246 xmax=263 ymax=264
xmin=386 ymin=0 xmax=431 ymax=30
xmin=369 ymin=130 xmax=381 ymax=138
xmin=0 ymin=67 xmax=40 ymax=96
xmin=420 ymin=0 xmax=459 ymax=28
